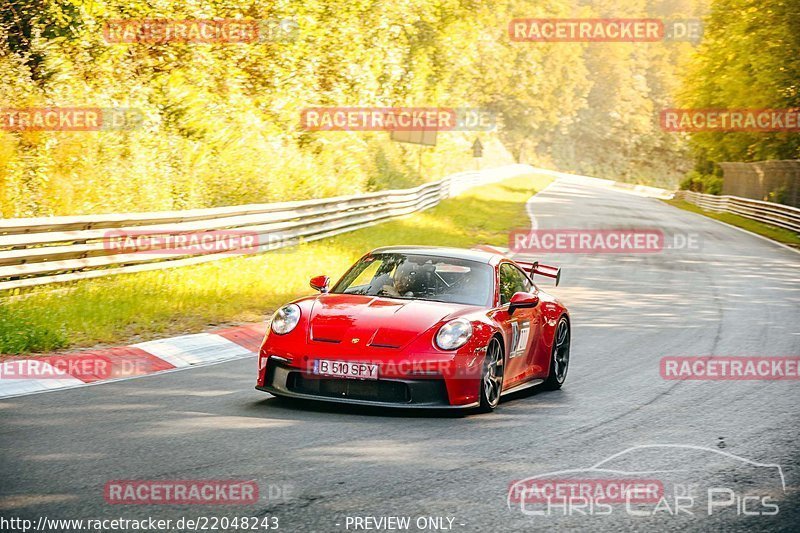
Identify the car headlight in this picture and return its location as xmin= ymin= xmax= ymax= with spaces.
xmin=271 ymin=304 xmax=301 ymax=335
xmin=435 ymin=318 xmax=473 ymax=350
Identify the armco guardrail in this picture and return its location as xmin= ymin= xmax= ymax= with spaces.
xmin=675 ymin=190 xmax=800 ymax=234
xmin=0 ymin=165 xmax=533 ymax=291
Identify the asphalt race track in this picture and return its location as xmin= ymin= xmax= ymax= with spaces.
xmin=1 ymin=177 xmax=798 ymax=532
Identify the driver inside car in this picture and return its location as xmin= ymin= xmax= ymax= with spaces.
xmin=371 ymin=262 xmax=418 ymax=297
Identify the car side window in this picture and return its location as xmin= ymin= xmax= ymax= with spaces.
xmin=515 ymin=265 xmax=533 ymax=293
xmin=499 ymin=263 xmax=531 ymax=304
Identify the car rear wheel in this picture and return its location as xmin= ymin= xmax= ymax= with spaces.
xmin=543 ymin=316 xmax=570 ymax=390
xmin=477 ymin=336 xmax=504 ymax=412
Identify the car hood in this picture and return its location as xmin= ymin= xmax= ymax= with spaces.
xmin=307 ymin=293 xmax=469 ymax=349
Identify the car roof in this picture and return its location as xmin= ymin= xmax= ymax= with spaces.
xmin=368 ymin=245 xmax=504 ymax=265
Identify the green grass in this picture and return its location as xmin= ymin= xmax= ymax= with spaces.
xmin=664 ymin=198 xmax=800 ymax=248
xmin=0 ymin=174 xmax=552 ymax=354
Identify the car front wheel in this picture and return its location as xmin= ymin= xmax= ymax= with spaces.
xmin=543 ymin=316 xmax=570 ymax=390
xmin=477 ymin=336 xmax=504 ymax=412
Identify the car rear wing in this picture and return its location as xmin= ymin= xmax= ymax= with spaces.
xmin=471 ymin=245 xmax=561 ymax=286
xmin=514 ymin=260 xmax=561 ymax=286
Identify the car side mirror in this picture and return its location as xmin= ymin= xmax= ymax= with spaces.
xmin=508 ymin=291 xmax=539 ymax=315
xmin=310 ymin=275 xmax=330 ymax=293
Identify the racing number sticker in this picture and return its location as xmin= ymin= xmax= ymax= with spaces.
xmin=509 ymin=321 xmax=530 ymax=358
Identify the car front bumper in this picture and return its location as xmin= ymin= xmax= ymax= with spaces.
xmin=257 ymin=359 xmax=478 ymax=409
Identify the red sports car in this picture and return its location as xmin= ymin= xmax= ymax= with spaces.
xmin=256 ymin=246 xmax=570 ymax=412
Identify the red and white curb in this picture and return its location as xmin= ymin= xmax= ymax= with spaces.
xmin=0 ymin=323 xmax=265 ymax=400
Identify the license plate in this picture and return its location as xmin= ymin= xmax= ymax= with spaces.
xmin=313 ymin=360 xmax=379 ymax=380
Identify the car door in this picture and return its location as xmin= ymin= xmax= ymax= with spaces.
xmin=491 ymin=262 xmax=540 ymax=386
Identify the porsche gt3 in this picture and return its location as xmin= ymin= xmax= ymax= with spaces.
xmin=256 ymin=245 xmax=570 ymax=412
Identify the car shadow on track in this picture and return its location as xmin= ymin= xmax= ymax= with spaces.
xmin=248 ymin=396 xmax=468 ymax=418
xmin=246 ymin=384 xmax=558 ymax=419
xmin=499 ymin=383 xmax=556 ymax=405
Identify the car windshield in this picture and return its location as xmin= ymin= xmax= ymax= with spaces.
xmin=331 ymin=253 xmax=493 ymax=306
